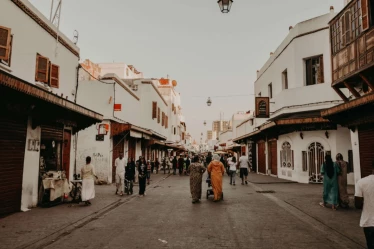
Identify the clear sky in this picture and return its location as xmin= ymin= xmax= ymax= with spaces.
xmin=30 ymin=0 xmax=344 ymax=142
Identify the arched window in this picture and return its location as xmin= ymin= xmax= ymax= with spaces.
xmin=280 ymin=142 xmax=293 ymax=169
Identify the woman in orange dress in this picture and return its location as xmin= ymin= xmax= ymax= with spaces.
xmin=207 ymin=154 xmax=225 ymax=202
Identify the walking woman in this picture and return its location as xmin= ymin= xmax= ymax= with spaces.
xmin=81 ymin=156 xmax=97 ymax=205
xmin=207 ymin=154 xmax=225 ymax=202
xmin=189 ymin=155 xmax=206 ymax=204
xmin=336 ymin=153 xmax=350 ymax=208
xmin=320 ymin=154 xmax=341 ymax=210
xmin=138 ymin=158 xmax=147 ymax=197
xmin=228 ymin=156 xmax=237 ymax=185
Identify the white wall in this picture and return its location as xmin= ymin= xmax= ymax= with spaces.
xmin=21 ymin=118 xmax=41 ymax=210
xmin=350 ymin=128 xmax=361 ymax=183
xmin=0 ymin=0 xmax=79 ymax=101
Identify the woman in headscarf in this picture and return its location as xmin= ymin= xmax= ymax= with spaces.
xmin=81 ymin=156 xmax=97 ymax=205
xmin=207 ymin=154 xmax=225 ymax=202
xmin=138 ymin=158 xmax=147 ymax=197
xmin=336 ymin=153 xmax=349 ymax=208
xmin=319 ymin=154 xmax=341 ymax=210
xmin=189 ymin=155 xmax=206 ymax=204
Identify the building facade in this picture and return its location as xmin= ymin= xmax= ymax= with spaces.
xmin=0 ymin=0 xmax=102 ymax=216
xmin=234 ymin=9 xmax=355 ymax=184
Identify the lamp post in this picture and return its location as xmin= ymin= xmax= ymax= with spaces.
xmin=217 ymin=0 xmax=233 ymax=13
xmin=207 ymin=97 xmax=212 ymax=106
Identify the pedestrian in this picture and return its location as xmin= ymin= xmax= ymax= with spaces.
xmin=336 ymin=153 xmax=349 ymax=208
xmin=319 ymin=154 xmax=340 ymax=210
xmin=135 ymin=156 xmax=142 ymax=183
xmin=207 ymin=154 xmax=225 ymax=202
xmin=155 ymin=157 xmax=160 ymax=174
xmin=114 ymin=152 xmax=126 ymax=196
xmin=238 ymin=152 xmax=250 ymax=185
xmin=172 ymin=156 xmax=178 ymax=175
xmin=125 ymin=158 xmax=135 ymax=195
xmin=162 ymin=157 xmax=167 ymax=174
xmin=185 ymin=155 xmax=191 ymax=175
xmin=206 ymin=152 xmax=212 ymax=168
xmin=228 ymin=156 xmax=237 ymax=185
xmin=355 ymin=160 xmax=374 ymax=249
xmin=151 ymin=159 xmax=155 ymax=174
xmin=189 ymin=155 xmax=206 ymax=204
xmin=81 ymin=156 xmax=97 ymax=205
xmin=146 ymin=160 xmax=152 ymax=185
xmin=178 ymin=156 xmax=185 ymax=176
xmin=138 ymin=158 xmax=147 ymax=197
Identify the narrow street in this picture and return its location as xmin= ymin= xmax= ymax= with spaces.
xmin=1 ymin=173 xmax=366 ymax=249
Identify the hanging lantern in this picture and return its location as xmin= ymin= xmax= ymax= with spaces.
xmin=207 ymin=97 xmax=212 ymax=106
xmin=204 ymin=121 xmax=206 ymax=126
xmin=217 ymin=0 xmax=233 ymax=13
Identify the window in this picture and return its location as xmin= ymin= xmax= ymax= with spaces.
xmin=165 ymin=115 xmax=168 ymax=129
xmin=280 ymin=142 xmax=294 ymax=169
xmin=302 ymin=151 xmax=307 ymax=172
xmin=250 ymin=119 xmax=254 ymax=126
xmin=348 ymin=150 xmax=354 ymax=173
xmin=174 ymin=127 xmax=176 ymax=135
xmin=49 ymin=64 xmax=60 ymax=88
xmin=268 ymin=83 xmax=273 ymax=98
xmin=162 ymin=112 xmax=165 ymax=126
xmin=152 ymin=102 xmax=157 ymax=119
xmin=35 ymin=54 xmax=49 ymax=83
xmin=282 ymin=69 xmax=288 ymax=89
xmin=157 ymin=107 xmax=160 ymax=123
xmin=0 ymin=26 xmax=12 ymax=64
xmin=305 ymin=55 xmax=324 ymax=85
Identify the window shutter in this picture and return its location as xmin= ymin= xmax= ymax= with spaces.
xmin=152 ymin=102 xmax=157 ymax=119
xmin=162 ymin=112 xmax=165 ymax=126
xmin=317 ymin=55 xmax=324 ymax=83
xmin=165 ymin=116 xmax=168 ymax=128
xmin=157 ymin=107 xmax=160 ymax=123
xmin=345 ymin=11 xmax=351 ymax=44
xmin=35 ymin=54 xmax=49 ymax=83
xmin=340 ymin=15 xmax=346 ymax=47
xmin=0 ymin=26 xmax=11 ymax=61
xmin=49 ymin=64 xmax=60 ymax=88
xmin=362 ymin=0 xmax=369 ymax=31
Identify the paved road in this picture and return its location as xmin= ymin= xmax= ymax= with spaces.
xmin=23 ymin=173 xmax=363 ymax=249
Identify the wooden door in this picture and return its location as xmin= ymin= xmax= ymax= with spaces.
xmin=62 ymin=130 xmax=71 ymax=180
xmin=128 ymin=137 xmax=136 ymax=160
xmin=112 ymin=136 xmax=124 ymax=181
xmin=359 ymin=126 xmax=374 ymax=178
xmin=257 ymin=142 xmax=266 ymax=174
xmin=268 ymin=140 xmax=277 ymax=175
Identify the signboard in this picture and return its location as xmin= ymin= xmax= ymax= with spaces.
xmin=114 ymin=104 xmax=122 ymax=111
xmin=255 ymin=97 xmax=269 ymax=118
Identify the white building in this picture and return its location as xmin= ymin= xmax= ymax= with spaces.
xmin=0 ymin=0 xmax=102 ymax=215
xmin=234 ymin=8 xmax=354 ymax=184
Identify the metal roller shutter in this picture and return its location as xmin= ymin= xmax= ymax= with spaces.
xmin=41 ymin=125 xmax=63 ymax=141
xmin=359 ymin=126 xmax=374 ymax=178
xmin=0 ymin=114 xmax=27 ymax=216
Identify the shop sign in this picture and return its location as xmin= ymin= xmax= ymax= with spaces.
xmin=114 ymin=104 xmax=122 ymax=111
xmin=255 ymin=97 xmax=269 ymax=118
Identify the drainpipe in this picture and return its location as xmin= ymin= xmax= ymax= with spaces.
xmin=73 ymin=64 xmax=81 ymax=178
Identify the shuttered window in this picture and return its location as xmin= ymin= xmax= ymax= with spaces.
xmin=0 ymin=26 xmax=11 ymax=62
xmin=306 ymin=55 xmax=324 ymax=85
xmin=157 ymin=107 xmax=160 ymax=123
xmin=302 ymin=151 xmax=307 ymax=171
xmin=152 ymin=102 xmax=157 ymax=119
xmin=165 ymin=116 xmax=168 ymax=129
xmin=162 ymin=112 xmax=165 ymax=126
xmin=35 ymin=54 xmax=49 ymax=83
xmin=317 ymin=55 xmax=324 ymax=83
xmin=361 ymin=0 xmax=369 ymax=31
xmin=49 ymin=63 xmax=60 ymax=88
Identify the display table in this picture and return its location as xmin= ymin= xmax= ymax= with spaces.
xmin=42 ymin=178 xmax=70 ymax=201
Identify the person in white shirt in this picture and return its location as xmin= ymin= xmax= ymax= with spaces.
xmin=115 ymin=152 xmax=126 ymax=196
xmin=228 ymin=156 xmax=237 ymax=185
xmin=238 ymin=152 xmax=250 ymax=185
xmin=355 ymin=160 xmax=374 ymax=249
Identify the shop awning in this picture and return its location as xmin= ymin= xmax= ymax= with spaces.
xmin=110 ymin=122 xmax=131 ymax=137
xmin=321 ymin=93 xmax=374 ymax=117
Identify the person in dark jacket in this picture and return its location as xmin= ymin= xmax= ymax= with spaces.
xmin=206 ymin=152 xmax=212 ymax=168
xmin=178 ymin=156 xmax=185 ymax=176
xmin=138 ymin=158 xmax=147 ymax=196
xmin=185 ymin=156 xmax=191 ymax=175
xmin=125 ymin=158 xmax=135 ymax=195
xmin=155 ymin=158 xmax=160 ymax=174
xmin=172 ymin=156 xmax=178 ymax=175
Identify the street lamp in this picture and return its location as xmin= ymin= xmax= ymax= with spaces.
xmin=207 ymin=97 xmax=212 ymax=106
xmin=218 ymin=0 xmax=233 ymax=13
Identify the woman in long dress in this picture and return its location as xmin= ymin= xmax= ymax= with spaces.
xmin=320 ymin=154 xmax=341 ymax=210
xmin=81 ymin=156 xmax=97 ymax=205
xmin=189 ymin=155 xmax=206 ymax=204
xmin=138 ymin=158 xmax=147 ymax=197
xmin=336 ymin=153 xmax=349 ymax=208
xmin=207 ymin=154 xmax=225 ymax=202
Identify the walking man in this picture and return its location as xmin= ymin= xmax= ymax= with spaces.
xmin=355 ymin=161 xmax=374 ymax=249
xmin=125 ymin=158 xmax=135 ymax=195
xmin=185 ymin=155 xmax=191 ymax=175
xmin=178 ymin=156 xmax=185 ymax=176
xmin=114 ymin=152 xmax=126 ymax=196
xmin=238 ymin=152 xmax=250 ymax=185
